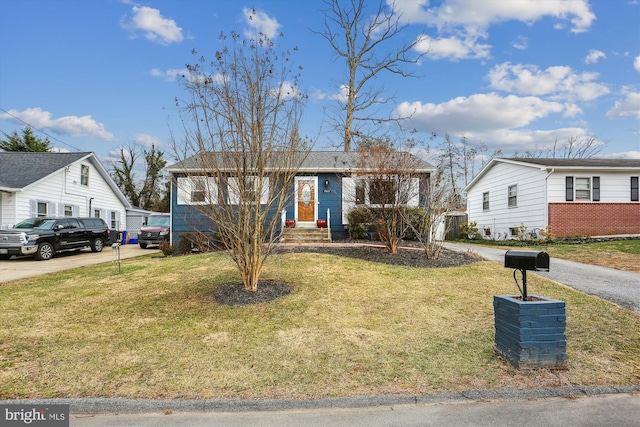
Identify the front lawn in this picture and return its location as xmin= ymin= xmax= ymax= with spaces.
xmin=1 ymin=251 xmax=638 ymax=399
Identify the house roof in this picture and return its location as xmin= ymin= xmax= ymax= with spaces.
xmin=0 ymin=151 xmax=131 ymax=207
xmin=464 ymin=157 xmax=640 ymax=193
xmin=167 ymin=151 xmax=435 ymax=174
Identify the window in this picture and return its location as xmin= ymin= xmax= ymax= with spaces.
xmin=508 ymin=185 xmax=517 ymax=207
xmin=575 ymin=177 xmax=590 ymax=200
xmin=632 ymin=177 xmax=639 ymax=202
xmin=355 ymin=180 xmax=365 ymax=204
xmin=369 ymin=179 xmax=397 ymax=205
xmin=177 ymin=176 xmax=218 ymax=205
xmin=37 ymin=202 xmax=47 ymax=217
xmin=482 ymin=192 xmax=490 ymax=211
xmin=80 ymin=165 xmax=90 ymax=186
xmin=227 ymin=176 xmax=269 ymax=205
xmin=110 ymin=211 xmax=117 ymax=229
xmin=64 ymin=205 xmax=73 ymax=217
xmin=94 ymin=209 xmax=101 ymax=218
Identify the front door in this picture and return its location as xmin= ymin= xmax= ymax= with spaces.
xmin=296 ymin=177 xmax=316 ymax=222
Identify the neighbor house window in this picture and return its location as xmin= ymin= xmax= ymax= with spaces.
xmin=80 ymin=165 xmax=90 ymax=186
xmin=631 ymin=177 xmax=639 ymax=202
xmin=575 ymin=177 xmax=590 ymax=200
xmin=508 ymin=185 xmax=517 ymax=207
xmin=482 ymin=192 xmax=490 ymax=211
xmin=37 ymin=202 xmax=47 ymax=217
xmin=110 ymin=211 xmax=117 ymax=229
xmin=94 ymin=209 xmax=101 ymax=218
xmin=64 ymin=205 xmax=73 ymax=217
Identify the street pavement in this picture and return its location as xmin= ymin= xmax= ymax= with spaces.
xmin=444 ymin=242 xmax=640 ymax=314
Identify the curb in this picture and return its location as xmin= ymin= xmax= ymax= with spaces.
xmin=3 ymin=386 xmax=640 ymax=414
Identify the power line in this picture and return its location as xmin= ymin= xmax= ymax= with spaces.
xmin=0 ymin=107 xmax=83 ymax=152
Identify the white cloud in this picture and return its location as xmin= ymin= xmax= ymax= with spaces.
xmin=511 ymin=36 xmax=528 ymax=50
xmin=487 ymin=62 xmax=610 ymax=102
xmin=133 ymin=133 xmax=162 ymax=147
xmin=271 ymin=81 xmax=302 ymax=100
xmin=150 ymin=68 xmax=189 ymax=82
xmin=391 ymin=0 xmax=595 ymax=33
xmin=0 ymin=107 xmax=115 ymax=141
xmin=605 ymin=89 xmax=640 ymax=119
xmin=242 ymin=8 xmax=281 ymax=40
xmin=394 ymin=93 xmax=565 ymax=135
xmin=634 ymin=56 xmax=640 ymax=72
xmin=585 ymin=49 xmax=606 ymax=64
xmin=414 ymin=34 xmax=491 ymax=61
xmin=122 ymin=6 xmax=183 ymax=44
xmin=329 ymin=85 xmax=349 ymax=103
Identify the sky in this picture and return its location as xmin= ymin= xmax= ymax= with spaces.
xmin=1 ymin=0 xmax=639 ymax=171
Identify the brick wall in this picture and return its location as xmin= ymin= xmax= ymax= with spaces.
xmin=548 ymin=203 xmax=640 ymax=237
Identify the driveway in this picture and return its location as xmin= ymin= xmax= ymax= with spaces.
xmin=0 ymin=243 xmax=159 ymax=283
xmin=444 ymin=242 xmax=640 ymax=314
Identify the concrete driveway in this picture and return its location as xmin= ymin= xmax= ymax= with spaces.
xmin=0 ymin=243 xmax=159 ymax=283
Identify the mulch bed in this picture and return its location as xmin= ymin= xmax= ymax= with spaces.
xmin=214 ymin=241 xmax=484 ymax=305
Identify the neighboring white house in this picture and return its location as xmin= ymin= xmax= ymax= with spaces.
xmin=464 ymin=158 xmax=640 ymax=239
xmin=0 ymin=152 xmax=131 ymax=231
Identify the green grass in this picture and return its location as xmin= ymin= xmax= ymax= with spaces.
xmin=1 ymin=251 xmax=639 ymax=399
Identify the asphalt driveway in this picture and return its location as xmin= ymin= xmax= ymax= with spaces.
xmin=444 ymin=242 xmax=640 ymax=314
xmin=0 ymin=243 xmax=159 ymax=283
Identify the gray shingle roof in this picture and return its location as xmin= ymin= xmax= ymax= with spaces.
xmin=505 ymin=157 xmax=640 ymax=168
xmin=0 ymin=152 xmax=92 ymax=189
xmin=167 ymin=151 xmax=435 ymax=173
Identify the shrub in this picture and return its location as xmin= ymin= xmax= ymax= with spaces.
xmin=158 ymin=240 xmax=175 ymax=256
xmin=402 ymin=207 xmax=429 ymax=241
xmin=347 ymin=207 xmax=374 ymax=239
xmin=459 ymin=221 xmax=480 ymax=240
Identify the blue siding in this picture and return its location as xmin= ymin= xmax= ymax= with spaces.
xmin=171 ymin=173 xmax=351 ymax=242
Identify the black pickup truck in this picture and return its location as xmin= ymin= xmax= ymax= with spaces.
xmin=0 ymin=217 xmax=111 ymax=261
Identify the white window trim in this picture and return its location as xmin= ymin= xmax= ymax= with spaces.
xmin=508 ymin=184 xmax=517 ymax=208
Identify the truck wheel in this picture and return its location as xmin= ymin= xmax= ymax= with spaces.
xmin=34 ymin=242 xmax=54 ymax=261
xmin=91 ymin=238 xmax=104 ymax=252
xmin=139 ymin=243 xmax=148 ymax=249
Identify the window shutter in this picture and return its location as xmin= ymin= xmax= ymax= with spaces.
xmin=565 ymin=176 xmax=574 ymax=201
xmin=29 ymin=200 xmax=37 ymax=217
xmin=259 ymin=177 xmax=270 ymax=204
xmin=227 ymin=177 xmax=240 ymax=205
xmin=592 ymin=177 xmax=600 ymax=201
xmin=73 ymin=205 xmax=80 ymax=217
xmin=176 ymin=177 xmax=190 ymax=205
xmin=205 ymin=177 xmax=218 ymax=205
xmin=342 ymin=177 xmax=355 ymax=223
xmin=407 ymin=178 xmax=420 ymax=207
xmin=632 ymin=177 xmax=639 ymax=202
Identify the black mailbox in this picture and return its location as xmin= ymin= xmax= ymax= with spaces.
xmin=505 ymin=250 xmax=550 ymax=301
xmin=504 ymin=250 xmax=549 ymax=272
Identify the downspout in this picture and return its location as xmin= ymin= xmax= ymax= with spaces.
xmin=544 ymin=168 xmax=555 ymax=231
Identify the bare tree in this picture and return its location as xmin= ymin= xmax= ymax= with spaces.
xmin=518 ymin=135 xmax=605 ymax=159
xmin=314 ymin=0 xmax=425 ymax=152
xmin=111 ymin=144 xmax=167 ymax=211
xmin=173 ymin=28 xmax=308 ymax=291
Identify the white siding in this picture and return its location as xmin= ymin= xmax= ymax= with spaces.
xmin=548 ymin=171 xmax=638 ymax=202
xmin=467 ymin=162 xmax=547 ymax=239
xmin=11 ymin=159 xmax=127 ymax=230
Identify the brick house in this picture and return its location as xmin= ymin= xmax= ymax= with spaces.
xmin=464 ymin=158 xmax=640 ymax=239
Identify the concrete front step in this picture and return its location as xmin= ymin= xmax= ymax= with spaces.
xmin=280 ymin=228 xmax=332 ymax=243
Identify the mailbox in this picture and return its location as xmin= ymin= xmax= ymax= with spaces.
xmin=504 ymin=250 xmax=550 ymax=301
xmin=504 ymin=250 xmax=549 ymax=272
